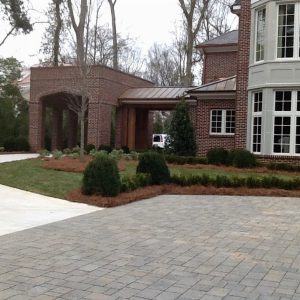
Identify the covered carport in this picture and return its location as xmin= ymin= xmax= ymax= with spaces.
xmin=116 ymin=87 xmax=197 ymax=150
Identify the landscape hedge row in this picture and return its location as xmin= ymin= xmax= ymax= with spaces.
xmin=171 ymin=174 xmax=300 ymax=190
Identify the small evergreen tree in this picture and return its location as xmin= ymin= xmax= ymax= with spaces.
xmin=167 ymin=99 xmax=197 ymax=156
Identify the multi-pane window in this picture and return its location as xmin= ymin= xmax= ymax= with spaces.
xmin=277 ymin=3 xmax=300 ymax=59
xmin=210 ymin=110 xmax=235 ymax=135
xmin=275 ymin=91 xmax=292 ymax=111
xmin=296 ymin=117 xmax=300 ymax=153
xmin=273 ymin=117 xmax=291 ymax=153
xmin=273 ymin=91 xmax=300 ymax=155
xmin=277 ymin=4 xmax=295 ymax=58
xmin=253 ymin=91 xmax=263 ymax=112
xmin=256 ymin=8 xmax=266 ymax=61
xmin=252 ymin=91 xmax=263 ymax=153
xmin=253 ymin=117 xmax=262 ymax=153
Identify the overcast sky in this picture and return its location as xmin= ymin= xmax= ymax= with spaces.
xmin=0 ymin=0 xmax=186 ymax=66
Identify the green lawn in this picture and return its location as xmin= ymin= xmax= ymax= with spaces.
xmin=0 ymin=158 xmax=298 ymax=199
xmin=0 ymin=159 xmax=82 ymax=199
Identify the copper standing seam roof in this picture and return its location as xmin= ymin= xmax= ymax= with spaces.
xmin=119 ymin=87 xmax=192 ymax=100
xmin=188 ymin=76 xmax=236 ymax=93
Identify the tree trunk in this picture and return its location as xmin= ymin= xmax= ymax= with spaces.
xmin=108 ymin=0 xmax=118 ymax=69
xmin=53 ymin=0 xmax=63 ymax=66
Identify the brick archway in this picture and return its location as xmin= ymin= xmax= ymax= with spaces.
xmin=29 ymin=66 xmax=153 ymax=151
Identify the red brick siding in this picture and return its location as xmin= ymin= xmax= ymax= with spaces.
xmin=29 ymin=65 xmax=153 ymax=151
xmin=235 ymin=0 xmax=251 ymax=149
xmin=257 ymin=155 xmax=300 ymax=166
xmin=196 ymin=99 xmax=236 ymax=156
xmin=203 ymin=51 xmax=237 ymax=84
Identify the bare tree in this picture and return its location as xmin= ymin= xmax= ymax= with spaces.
xmin=178 ymin=0 xmax=209 ymax=86
xmin=107 ymin=0 xmax=118 ymax=69
xmin=145 ymin=43 xmax=182 ymax=86
xmin=66 ymin=0 xmax=89 ymax=160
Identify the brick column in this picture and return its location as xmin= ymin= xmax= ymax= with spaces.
xmin=29 ymin=100 xmax=45 ymax=151
xmin=51 ymin=107 xmax=63 ymax=150
xmin=87 ymin=101 xmax=112 ymax=147
xmin=67 ymin=110 xmax=78 ymax=149
xmin=235 ymin=0 xmax=251 ymax=149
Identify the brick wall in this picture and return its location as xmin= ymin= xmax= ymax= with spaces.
xmin=235 ymin=0 xmax=251 ymax=149
xmin=203 ymin=51 xmax=237 ymax=84
xmin=195 ymin=99 xmax=236 ymax=156
xmin=29 ymin=65 xmax=153 ymax=151
xmin=257 ymin=155 xmax=300 ymax=166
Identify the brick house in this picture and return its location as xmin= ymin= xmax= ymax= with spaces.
xmin=28 ymin=0 xmax=300 ymax=163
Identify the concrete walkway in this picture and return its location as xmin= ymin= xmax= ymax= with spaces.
xmin=0 ymin=184 xmax=101 ymax=236
xmin=0 ymin=154 xmax=101 ymax=236
xmin=0 ymin=153 xmax=39 ymax=163
xmin=0 ymin=195 xmax=299 ymax=299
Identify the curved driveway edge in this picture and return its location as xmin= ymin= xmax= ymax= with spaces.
xmin=0 ymin=153 xmax=102 ymax=236
xmin=0 ymin=184 xmax=102 ymax=236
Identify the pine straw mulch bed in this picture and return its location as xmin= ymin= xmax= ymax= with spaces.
xmin=66 ymin=184 xmax=300 ymax=208
xmin=41 ymin=156 xmax=300 ymax=177
xmin=42 ymin=156 xmax=128 ymax=173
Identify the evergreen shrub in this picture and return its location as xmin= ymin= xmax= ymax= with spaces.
xmin=136 ymin=152 xmax=170 ymax=184
xmin=82 ymin=154 xmax=120 ymax=196
xmin=207 ymin=148 xmax=228 ymax=165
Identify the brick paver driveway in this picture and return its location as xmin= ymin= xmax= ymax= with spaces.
xmin=1 ymin=195 xmax=300 ymax=300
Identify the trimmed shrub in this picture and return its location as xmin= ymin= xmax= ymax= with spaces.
xmin=63 ymin=148 xmax=72 ymax=155
xmin=3 ymin=137 xmax=16 ymax=151
xmin=82 ymin=154 xmax=121 ymax=196
xmin=38 ymin=149 xmax=50 ymax=158
xmin=207 ymin=148 xmax=228 ymax=165
xmin=0 ymin=147 xmax=4 ymax=152
xmin=230 ymin=149 xmax=256 ymax=168
xmin=121 ymin=173 xmax=151 ymax=192
xmin=109 ymin=149 xmax=124 ymax=160
xmin=268 ymin=162 xmax=300 ymax=172
xmin=165 ymin=155 xmax=207 ymax=165
xmin=98 ymin=144 xmax=113 ymax=153
xmin=136 ymin=152 xmax=170 ymax=184
xmin=52 ymin=150 xmax=63 ymax=160
xmin=85 ymin=144 xmax=95 ymax=154
xmin=121 ymin=145 xmax=130 ymax=154
xmin=14 ymin=137 xmax=30 ymax=151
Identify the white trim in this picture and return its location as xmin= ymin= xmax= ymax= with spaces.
xmin=271 ymin=90 xmax=300 ymax=156
xmin=210 ymin=109 xmax=235 ymax=136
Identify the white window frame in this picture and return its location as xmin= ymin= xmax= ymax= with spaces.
xmin=276 ymin=3 xmax=300 ymax=60
xmin=272 ymin=90 xmax=300 ymax=155
xmin=210 ymin=109 xmax=235 ymax=136
xmin=255 ymin=7 xmax=266 ymax=62
xmin=251 ymin=91 xmax=263 ymax=154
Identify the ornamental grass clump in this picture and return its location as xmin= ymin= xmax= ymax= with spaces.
xmin=136 ymin=152 xmax=170 ymax=185
xmin=82 ymin=154 xmax=121 ymax=196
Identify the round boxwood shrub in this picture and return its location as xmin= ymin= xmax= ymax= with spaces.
xmin=98 ymin=144 xmax=113 ymax=153
xmin=3 ymin=137 xmax=16 ymax=151
xmin=136 ymin=152 xmax=170 ymax=184
xmin=207 ymin=147 xmax=228 ymax=165
xmin=85 ymin=144 xmax=95 ymax=154
xmin=82 ymin=154 xmax=121 ymax=196
xmin=230 ymin=149 xmax=257 ymax=168
xmin=14 ymin=137 xmax=30 ymax=151
xmin=121 ymin=145 xmax=130 ymax=154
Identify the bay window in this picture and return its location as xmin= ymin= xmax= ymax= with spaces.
xmin=255 ymin=8 xmax=266 ymax=62
xmin=273 ymin=91 xmax=300 ymax=155
xmin=277 ymin=3 xmax=300 ymax=59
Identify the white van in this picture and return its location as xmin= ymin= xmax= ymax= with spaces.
xmin=152 ymin=134 xmax=168 ymax=149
